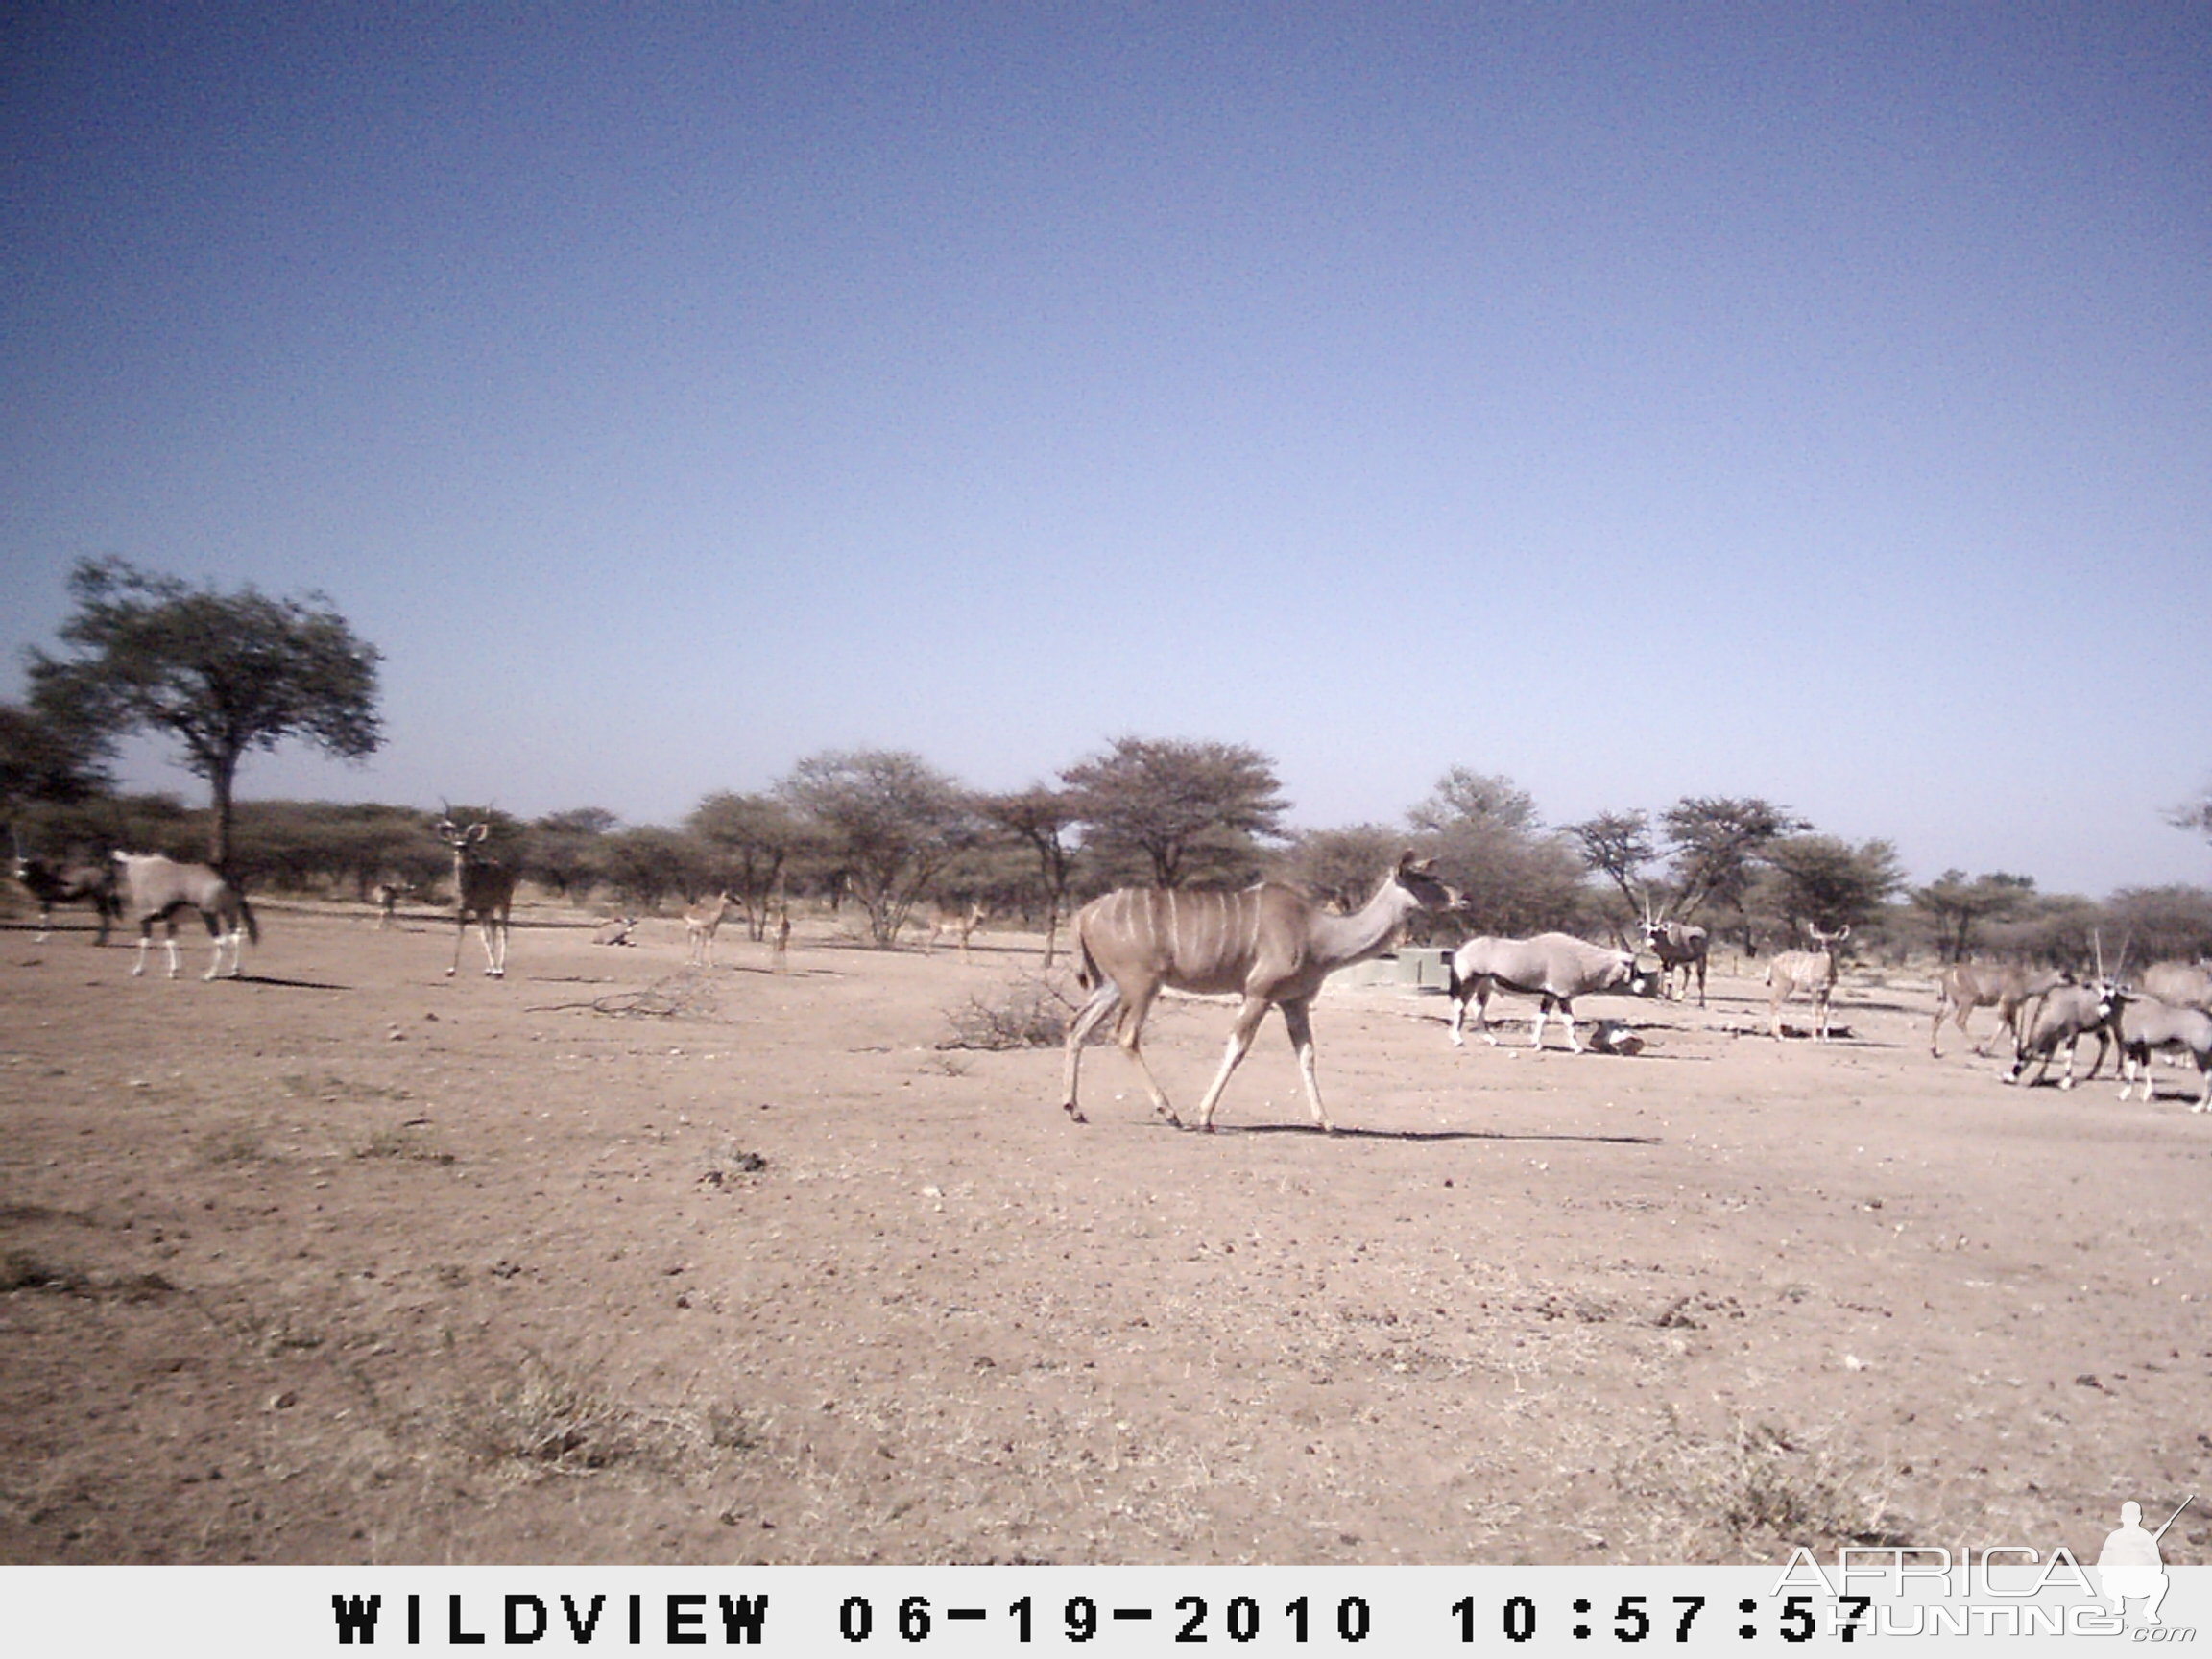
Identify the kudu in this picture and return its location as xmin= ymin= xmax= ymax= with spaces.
xmin=12 ymin=831 xmax=119 ymax=944
xmin=1059 ymin=853 xmax=1459 ymax=1132
xmin=112 ymin=853 xmax=257 ymax=979
xmin=2113 ymin=994 xmax=2212 ymax=1109
xmin=1929 ymin=962 xmax=2068 ymax=1059
xmin=1637 ymin=890 xmax=1710 ymax=1006
xmin=1767 ymin=925 xmax=1849 ymax=1041
xmin=1446 ymin=933 xmax=1651 ymax=1052
xmin=684 ymin=892 xmax=734 ymax=967
xmin=435 ymin=818 xmax=517 ymax=978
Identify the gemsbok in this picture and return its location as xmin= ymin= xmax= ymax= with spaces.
xmin=12 ymin=838 xmax=119 ymax=944
xmin=2113 ymin=994 xmax=2212 ymax=1108
xmin=1059 ymin=852 xmax=1460 ymax=1132
xmin=685 ymin=892 xmax=734 ymax=967
xmin=113 ymin=852 xmax=257 ymax=979
xmin=2005 ymin=979 xmax=2123 ymax=1090
xmin=923 ymin=900 xmax=991 ymax=963
xmin=435 ymin=818 xmax=516 ymax=978
xmin=1638 ymin=893 xmax=1710 ymax=1006
xmin=1446 ymin=933 xmax=1651 ymax=1052
xmin=1929 ymin=962 xmax=2068 ymax=1058
xmin=1767 ymin=925 xmax=1849 ymax=1040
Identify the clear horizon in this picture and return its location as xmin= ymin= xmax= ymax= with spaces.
xmin=7 ymin=5 xmax=2208 ymax=900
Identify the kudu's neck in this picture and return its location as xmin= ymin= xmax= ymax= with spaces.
xmin=1309 ymin=878 xmax=1418 ymax=968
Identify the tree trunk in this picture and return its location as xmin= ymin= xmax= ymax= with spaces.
xmin=208 ymin=758 xmax=237 ymax=875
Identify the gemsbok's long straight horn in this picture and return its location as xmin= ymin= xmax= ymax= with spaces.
xmin=2152 ymin=1495 xmax=2196 ymax=1542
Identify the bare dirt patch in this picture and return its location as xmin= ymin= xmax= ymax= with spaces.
xmin=2 ymin=906 xmax=2207 ymax=1565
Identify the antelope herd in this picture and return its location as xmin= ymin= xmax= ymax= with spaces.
xmin=10 ymin=824 xmax=2212 ymax=1124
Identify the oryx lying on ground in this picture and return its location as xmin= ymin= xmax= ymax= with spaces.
xmin=1767 ymin=926 xmax=1849 ymax=1040
xmin=12 ymin=843 xmax=119 ymax=943
xmin=1060 ymin=853 xmax=1460 ymax=1132
xmin=112 ymin=853 xmax=257 ymax=979
xmin=2113 ymin=995 xmax=2212 ymax=1109
xmin=684 ymin=892 xmax=733 ymax=967
xmin=1930 ymin=962 xmax=2068 ymax=1058
xmin=1447 ymin=933 xmax=1649 ymax=1052
xmin=2004 ymin=980 xmax=2123 ymax=1090
xmin=435 ymin=818 xmax=516 ymax=978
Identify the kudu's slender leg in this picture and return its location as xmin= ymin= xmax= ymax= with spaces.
xmin=1059 ymin=980 xmax=1121 ymax=1123
xmin=1190 ymin=993 xmax=1276 ymax=1133
xmin=1277 ymin=998 xmax=1333 ymax=1133
xmin=1114 ymin=982 xmax=1183 ymax=1127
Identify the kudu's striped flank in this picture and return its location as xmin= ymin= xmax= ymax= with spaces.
xmin=1767 ymin=924 xmax=1849 ymax=1040
xmin=1060 ymin=853 xmax=1459 ymax=1132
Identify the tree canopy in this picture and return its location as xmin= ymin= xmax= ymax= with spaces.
xmin=28 ymin=558 xmax=382 ymax=870
xmin=779 ymin=748 xmax=977 ymax=945
xmin=1060 ymin=736 xmax=1287 ymax=888
xmin=0 ymin=700 xmax=110 ymax=812
xmin=1911 ymin=869 xmax=2037 ymax=962
xmin=1761 ymin=834 xmax=1906 ymax=935
xmin=1661 ymin=796 xmax=1808 ymax=919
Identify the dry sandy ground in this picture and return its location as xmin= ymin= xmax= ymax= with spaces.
xmin=1 ymin=900 xmax=2207 ymax=1567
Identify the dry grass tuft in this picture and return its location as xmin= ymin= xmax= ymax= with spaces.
xmin=440 ymin=1352 xmax=753 ymax=1475
xmin=1617 ymin=1413 xmax=1912 ymax=1559
xmin=0 ymin=1249 xmax=175 ymax=1302
xmin=940 ymin=974 xmax=1073 ymax=1050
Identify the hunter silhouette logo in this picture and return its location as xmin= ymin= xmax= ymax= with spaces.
xmin=2098 ymin=1495 xmax=2194 ymax=1626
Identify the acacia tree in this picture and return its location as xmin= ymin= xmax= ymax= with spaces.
xmin=1911 ymin=869 xmax=2037 ymax=962
xmin=686 ymin=791 xmax=810 ymax=939
xmin=0 ymin=700 xmax=110 ymax=816
xmin=1276 ymin=824 xmax=1406 ymax=913
xmin=1761 ymin=834 xmax=1905 ymax=936
xmin=779 ymin=749 xmax=978 ymax=946
xmin=1662 ymin=797 xmax=1807 ymax=921
xmin=978 ymin=785 xmax=1081 ymax=965
xmin=1408 ymin=768 xmax=1539 ymax=835
xmin=525 ymin=807 xmax=619 ymax=902
xmin=2170 ymin=790 xmax=2212 ymax=848
xmin=1060 ymin=736 xmax=1287 ymax=888
xmin=1564 ymin=808 xmax=1659 ymax=915
xmin=28 ymin=558 xmax=381 ymax=871
xmin=1410 ymin=768 xmax=1588 ymax=937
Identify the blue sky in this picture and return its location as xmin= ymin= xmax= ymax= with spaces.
xmin=5 ymin=3 xmax=2207 ymax=896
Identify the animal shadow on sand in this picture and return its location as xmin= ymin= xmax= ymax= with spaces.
xmin=1179 ymin=1122 xmax=1662 ymax=1146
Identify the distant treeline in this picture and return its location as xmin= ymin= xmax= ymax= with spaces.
xmin=10 ymin=743 xmax=2211 ymax=968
